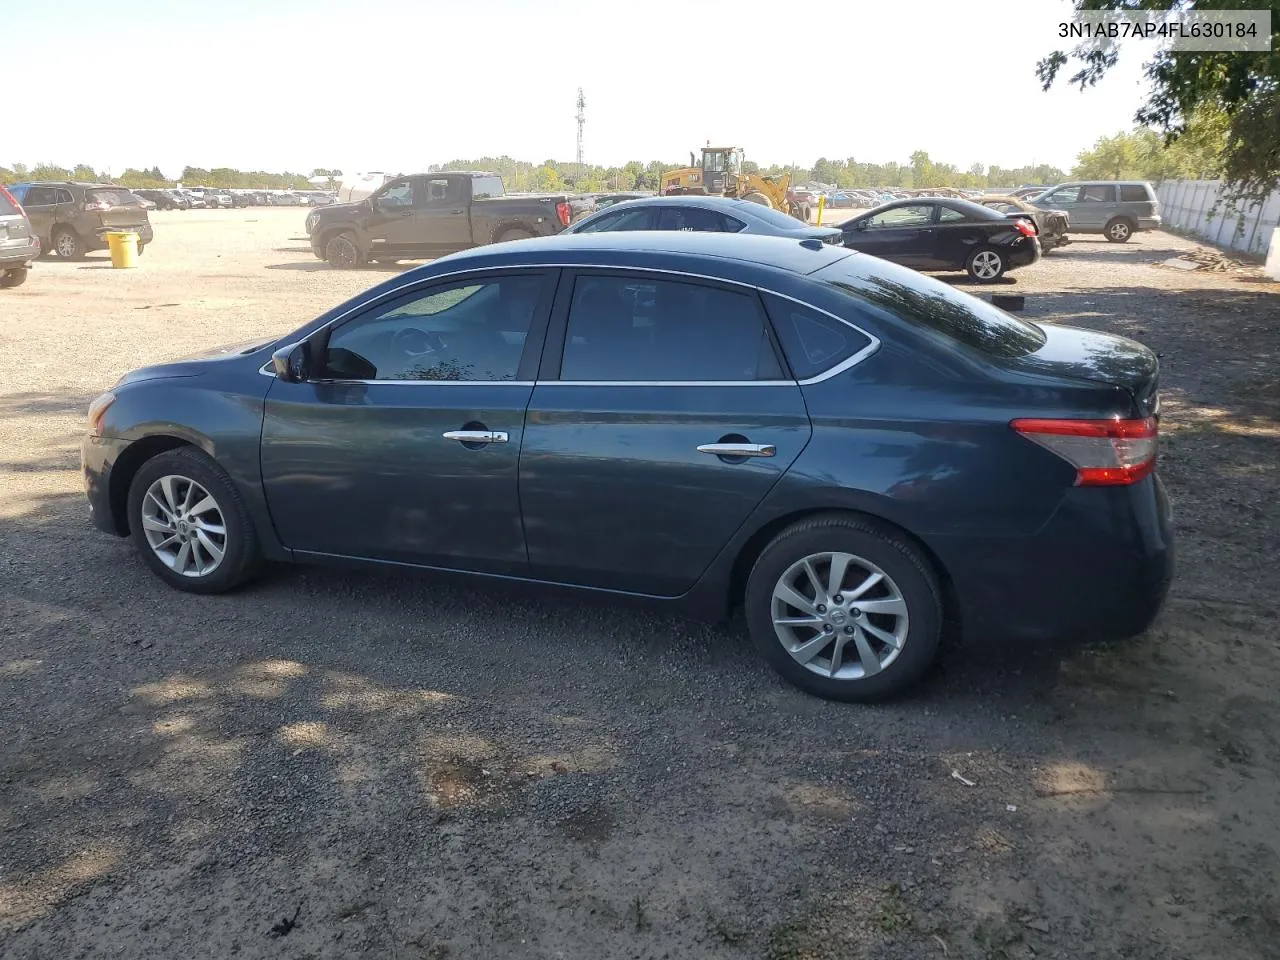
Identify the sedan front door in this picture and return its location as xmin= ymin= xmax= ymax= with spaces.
xmin=260 ymin=270 xmax=557 ymax=574
xmin=518 ymin=270 xmax=812 ymax=596
xmin=843 ymin=203 xmax=937 ymax=266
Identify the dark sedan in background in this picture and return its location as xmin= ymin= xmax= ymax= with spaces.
xmin=841 ymin=198 xmax=1041 ymax=281
xmin=80 ymin=233 xmax=1170 ymax=702
xmin=564 ymin=195 xmax=842 ymax=243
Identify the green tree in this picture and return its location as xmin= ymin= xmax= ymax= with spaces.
xmin=31 ymin=163 xmax=72 ymax=180
xmin=1038 ymin=0 xmax=1280 ymax=200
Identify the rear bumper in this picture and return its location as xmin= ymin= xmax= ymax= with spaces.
xmin=0 ymin=238 xmax=40 ymax=268
xmin=1138 ymin=216 xmax=1162 ymax=231
xmin=933 ymin=474 xmax=1173 ymax=644
xmin=89 ymin=223 xmax=154 ymax=250
xmin=1008 ymin=238 xmax=1041 ymax=269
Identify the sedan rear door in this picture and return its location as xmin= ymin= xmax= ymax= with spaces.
xmin=518 ymin=269 xmax=812 ymax=596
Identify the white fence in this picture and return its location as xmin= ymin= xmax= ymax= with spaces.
xmin=1155 ymin=179 xmax=1280 ymax=260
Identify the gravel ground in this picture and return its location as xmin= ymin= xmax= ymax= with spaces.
xmin=2 ymin=210 xmax=1278 ymax=959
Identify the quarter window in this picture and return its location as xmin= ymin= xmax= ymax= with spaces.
xmin=321 ymin=275 xmax=545 ymax=382
xmin=574 ymin=207 xmax=655 ymax=233
xmin=560 ymin=275 xmax=783 ymax=382
xmin=763 ymin=293 xmax=873 ymax=380
xmin=1119 ymin=184 xmax=1151 ymax=202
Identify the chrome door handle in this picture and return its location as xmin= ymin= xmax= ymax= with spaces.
xmin=697 ymin=442 xmax=775 ymax=458
xmin=443 ymin=430 xmax=508 ymax=444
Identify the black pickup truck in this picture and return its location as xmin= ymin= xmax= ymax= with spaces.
xmin=305 ymin=171 xmax=594 ymax=267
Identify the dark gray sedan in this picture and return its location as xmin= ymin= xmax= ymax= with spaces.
xmin=81 ymin=232 xmax=1171 ymax=702
xmin=564 ymin=195 xmax=842 ymax=244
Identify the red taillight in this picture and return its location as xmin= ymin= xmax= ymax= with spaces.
xmin=555 ymin=201 xmax=571 ymax=227
xmin=0 ymin=185 xmax=25 ymax=219
xmin=1013 ymin=218 xmax=1037 ymax=237
xmin=83 ymin=200 xmax=112 ymax=212
xmin=1011 ymin=417 xmax=1158 ymax=486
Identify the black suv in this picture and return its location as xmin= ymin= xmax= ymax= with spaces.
xmin=8 ymin=181 xmax=154 ymax=259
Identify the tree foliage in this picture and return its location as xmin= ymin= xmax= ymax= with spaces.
xmin=1072 ymin=105 xmax=1229 ymax=180
xmin=1038 ymin=0 xmax=1280 ymax=200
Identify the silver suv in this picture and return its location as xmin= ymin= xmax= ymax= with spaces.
xmin=1030 ymin=181 xmax=1160 ymax=243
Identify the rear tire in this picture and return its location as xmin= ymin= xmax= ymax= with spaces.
xmin=1105 ymin=217 xmax=1134 ymax=242
xmin=0 ymin=267 xmax=29 ymax=288
xmin=127 ymin=447 xmax=262 ymax=594
xmin=966 ymin=247 xmax=1005 ymax=282
xmin=52 ymin=227 xmax=83 ymax=260
xmin=742 ymin=192 xmax=772 ymax=207
xmin=325 ymin=231 xmax=364 ymax=269
xmin=745 ymin=515 xmax=942 ymax=702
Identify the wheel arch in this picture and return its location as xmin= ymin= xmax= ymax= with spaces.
xmin=106 ymin=435 xmax=201 ymax=535
xmin=725 ymin=507 xmax=959 ymax=629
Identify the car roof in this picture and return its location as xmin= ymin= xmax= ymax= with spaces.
xmin=409 ymin=231 xmax=856 ymax=278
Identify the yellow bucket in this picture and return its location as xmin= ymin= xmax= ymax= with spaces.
xmin=104 ymin=231 xmax=139 ymax=269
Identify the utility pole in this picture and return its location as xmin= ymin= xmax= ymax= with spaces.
xmin=575 ymin=88 xmax=586 ymax=173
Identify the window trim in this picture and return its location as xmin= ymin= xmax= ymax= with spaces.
xmin=260 ymin=263 xmax=880 ymax=386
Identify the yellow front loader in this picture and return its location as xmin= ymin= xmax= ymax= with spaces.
xmin=661 ymin=145 xmax=808 ymax=221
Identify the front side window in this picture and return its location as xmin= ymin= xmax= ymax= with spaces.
xmin=1043 ymin=186 xmax=1080 ymax=204
xmin=321 ymin=275 xmax=545 ymax=382
xmin=574 ymin=207 xmax=656 ymax=233
xmin=560 ymin=275 xmax=783 ymax=382
xmin=24 ymin=187 xmax=57 ymax=206
xmin=376 ymin=180 xmax=415 ymax=209
xmin=865 ymin=204 xmax=934 ymax=228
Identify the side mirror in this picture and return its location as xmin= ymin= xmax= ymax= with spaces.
xmin=272 ymin=342 xmax=311 ymax=383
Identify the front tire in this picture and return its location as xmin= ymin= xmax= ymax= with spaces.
xmin=1104 ymin=218 xmax=1134 ymax=242
xmin=0 ymin=267 xmax=28 ymax=288
xmin=745 ymin=515 xmax=942 ymax=702
xmin=966 ymin=247 xmax=1005 ymax=282
xmin=325 ymin=231 xmax=364 ymax=269
xmin=126 ymin=447 xmax=262 ymax=594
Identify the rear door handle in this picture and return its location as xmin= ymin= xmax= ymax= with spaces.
xmin=443 ymin=430 xmax=508 ymax=444
xmin=697 ymin=443 xmax=775 ymax=458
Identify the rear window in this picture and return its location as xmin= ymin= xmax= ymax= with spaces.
xmin=1119 ymin=184 xmax=1152 ymax=202
xmin=816 ymin=256 xmax=1046 ymax=359
xmin=742 ymin=203 xmax=809 ymax=230
xmin=87 ymin=188 xmax=140 ymax=207
xmin=471 ymin=176 xmax=505 ymax=199
xmin=0 ymin=191 xmax=18 ymax=216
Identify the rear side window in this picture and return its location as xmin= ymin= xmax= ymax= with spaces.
xmin=55 ymin=189 xmax=74 ymax=204
xmin=763 ymin=293 xmax=873 ymax=380
xmin=561 ymin=275 xmax=783 ymax=381
xmin=1080 ymin=184 xmax=1115 ymax=203
xmin=817 ymin=257 xmax=1046 ymax=359
xmin=1119 ymin=184 xmax=1152 ymax=202
xmin=655 ymin=206 xmax=744 ymax=232
xmin=471 ymin=176 xmax=504 ymax=199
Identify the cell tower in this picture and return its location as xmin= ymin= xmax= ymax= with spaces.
xmin=575 ymin=88 xmax=586 ymax=168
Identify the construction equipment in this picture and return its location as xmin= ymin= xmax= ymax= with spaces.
xmin=662 ymin=145 xmax=808 ymax=221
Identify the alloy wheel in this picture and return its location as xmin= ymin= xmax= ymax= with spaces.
xmin=140 ymin=475 xmax=228 ymax=577
xmin=327 ymin=236 xmax=357 ymax=267
xmin=55 ymin=232 xmax=78 ymax=258
xmin=1108 ymin=221 xmax=1131 ymax=241
xmin=970 ymin=250 xmax=1002 ymax=279
xmin=770 ymin=552 xmax=909 ymax=680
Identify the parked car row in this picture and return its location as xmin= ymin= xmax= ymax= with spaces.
xmin=133 ymin=188 xmax=337 ymax=209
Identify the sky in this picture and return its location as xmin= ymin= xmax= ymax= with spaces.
xmin=4 ymin=0 xmax=1158 ymax=178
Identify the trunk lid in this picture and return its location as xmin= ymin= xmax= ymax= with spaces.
xmin=1016 ymin=323 xmax=1159 ymax=416
xmin=87 ymin=188 xmax=150 ymax=228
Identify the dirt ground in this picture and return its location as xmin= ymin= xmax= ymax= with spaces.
xmin=1 ymin=209 xmax=1278 ymax=960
